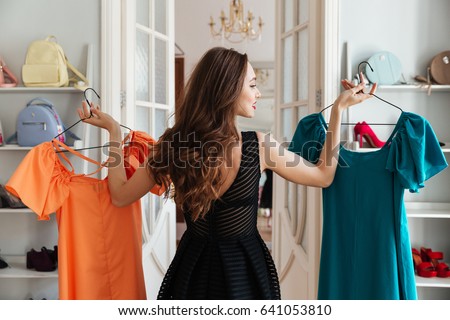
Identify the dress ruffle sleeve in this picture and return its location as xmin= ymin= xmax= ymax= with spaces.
xmin=288 ymin=113 xmax=327 ymax=164
xmin=123 ymin=130 xmax=165 ymax=196
xmin=6 ymin=142 xmax=69 ymax=220
xmin=386 ymin=113 xmax=448 ymax=193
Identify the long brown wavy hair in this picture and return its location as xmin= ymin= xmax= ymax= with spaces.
xmin=148 ymin=47 xmax=248 ymax=221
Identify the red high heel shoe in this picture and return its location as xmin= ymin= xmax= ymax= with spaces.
xmin=420 ymin=247 xmax=443 ymax=266
xmin=353 ymin=121 xmax=385 ymax=148
xmin=412 ymin=248 xmax=437 ymax=277
xmin=420 ymin=247 xmax=450 ymax=278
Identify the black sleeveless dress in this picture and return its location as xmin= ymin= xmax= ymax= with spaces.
xmin=157 ymin=131 xmax=281 ymax=300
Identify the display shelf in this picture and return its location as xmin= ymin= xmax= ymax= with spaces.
xmin=407 ymin=210 xmax=450 ymax=219
xmin=349 ymin=138 xmax=449 ymax=154
xmin=440 ymin=142 xmax=450 ymax=153
xmin=405 ymin=202 xmax=450 ymax=219
xmin=353 ymin=146 xmax=381 ymax=152
xmin=415 ymin=275 xmax=450 ymax=288
xmin=0 ymin=255 xmax=57 ymax=279
xmin=377 ymin=84 xmax=450 ymax=92
xmin=0 ymin=144 xmax=33 ymax=151
xmin=345 ymin=141 xmax=381 ymax=152
xmin=0 ymin=208 xmax=33 ymax=214
xmin=352 ymin=147 xmax=449 ymax=154
xmin=0 ymin=13 xmax=94 ymax=300
xmin=0 ymin=86 xmax=83 ymax=93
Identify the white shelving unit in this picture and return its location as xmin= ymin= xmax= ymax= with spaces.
xmin=0 ymin=47 xmax=93 ymax=299
xmin=415 ymin=277 xmax=450 ymax=288
xmin=0 ymin=208 xmax=34 ymax=214
xmin=377 ymin=84 xmax=450 ymax=92
xmin=0 ymin=256 xmax=58 ymax=279
xmin=0 ymin=0 xmax=100 ymax=300
xmin=340 ymin=0 xmax=450 ymax=300
xmin=0 ymin=136 xmax=59 ymax=299
xmin=0 ymin=145 xmax=34 ymax=151
xmin=0 ymin=87 xmax=83 ymax=93
xmin=344 ymin=84 xmax=450 ymax=299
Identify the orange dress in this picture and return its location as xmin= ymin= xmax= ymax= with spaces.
xmin=6 ymin=131 xmax=162 ymax=300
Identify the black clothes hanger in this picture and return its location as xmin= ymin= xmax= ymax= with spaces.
xmin=55 ymin=88 xmax=132 ymax=153
xmin=320 ymin=61 xmax=403 ymax=125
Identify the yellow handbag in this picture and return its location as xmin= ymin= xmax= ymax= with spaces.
xmin=22 ymin=35 xmax=88 ymax=89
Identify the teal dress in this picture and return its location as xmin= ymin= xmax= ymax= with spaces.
xmin=289 ymin=112 xmax=447 ymax=299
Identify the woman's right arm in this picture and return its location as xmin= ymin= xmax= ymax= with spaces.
xmin=77 ymin=102 xmax=157 ymax=207
xmin=257 ymin=79 xmax=376 ymax=188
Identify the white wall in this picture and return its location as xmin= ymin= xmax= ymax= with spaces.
xmin=0 ymin=0 xmax=100 ymax=89
xmin=175 ymin=0 xmax=275 ymax=79
xmin=340 ymin=0 xmax=449 ymax=82
xmin=339 ymin=0 xmax=450 ymax=205
xmin=339 ymin=0 xmax=450 ymax=144
xmin=0 ymin=0 xmax=101 ymax=165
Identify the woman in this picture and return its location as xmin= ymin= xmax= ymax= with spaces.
xmin=78 ymin=47 xmax=376 ymax=299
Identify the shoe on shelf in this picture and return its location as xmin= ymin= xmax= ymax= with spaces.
xmin=436 ymin=262 xmax=450 ymax=278
xmin=49 ymin=245 xmax=58 ymax=267
xmin=353 ymin=121 xmax=385 ymax=148
xmin=0 ymin=254 xmax=9 ymax=269
xmin=412 ymin=248 xmax=422 ymax=272
xmin=418 ymin=246 xmax=450 ymax=278
xmin=417 ymin=261 xmax=437 ymax=277
xmin=0 ymin=184 xmax=27 ymax=208
xmin=420 ymin=247 xmax=443 ymax=268
xmin=26 ymin=246 xmax=57 ymax=272
xmin=412 ymin=248 xmax=438 ymax=278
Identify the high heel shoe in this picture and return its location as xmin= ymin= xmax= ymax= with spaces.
xmin=420 ymin=247 xmax=443 ymax=267
xmin=420 ymin=247 xmax=450 ymax=278
xmin=353 ymin=121 xmax=385 ymax=148
xmin=412 ymin=248 xmax=437 ymax=277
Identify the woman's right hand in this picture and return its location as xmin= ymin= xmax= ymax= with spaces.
xmin=77 ymin=101 xmax=121 ymax=134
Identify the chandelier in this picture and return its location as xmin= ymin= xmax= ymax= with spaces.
xmin=209 ymin=0 xmax=263 ymax=43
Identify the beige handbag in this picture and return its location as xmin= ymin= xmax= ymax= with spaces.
xmin=22 ymin=36 xmax=88 ymax=89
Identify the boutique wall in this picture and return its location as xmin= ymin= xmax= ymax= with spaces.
xmin=339 ymin=0 xmax=450 ymax=299
xmin=175 ymin=0 xmax=276 ymax=80
xmin=0 ymin=0 xmax=101 ymax=151
xmin=339 ymin=0 xmax=450 ymax=150
xmin=0 ymin=0 xmax=101 ymax=300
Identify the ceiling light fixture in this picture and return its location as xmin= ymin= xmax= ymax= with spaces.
xmin=209 ymin=0 xmax=263 ymax=44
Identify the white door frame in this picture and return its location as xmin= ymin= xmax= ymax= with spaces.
xmin=272 ymin=0 xmax=340 ymax=299
xmin=101 ymin=0 xmax=122 ymax=146
xmin=101 ymin=0 xmax=176 ymax=300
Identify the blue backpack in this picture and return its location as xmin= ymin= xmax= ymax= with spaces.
xmin=7 ymin=97 xmax=79 ymax=147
